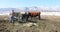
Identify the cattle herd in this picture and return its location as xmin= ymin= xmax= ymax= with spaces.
xmin=10 ymin=10 xmax=41 ymax=24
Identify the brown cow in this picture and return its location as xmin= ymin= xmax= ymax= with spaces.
xmin=28 ymin=12 xmax=41 ymax=20
xmin=22 ymin=12 xmax=41 ymax=21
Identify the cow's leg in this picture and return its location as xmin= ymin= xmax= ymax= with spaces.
xmin=22 ymin=16 xmax=24 ymax=21
xmin=21 ymin=14 xmax=24 ymax=21
xmin=31 ymin=16 xmax=32 ymax=20
xmin=39 ymin=15 xmax=40 ymax=20
xmin=21 ymin=15 xmax=26 ymax=22
xmin=26 ymin=17 xmax=28 ymax=21
xmin=26 ymin=15 xmax=29 ymax=21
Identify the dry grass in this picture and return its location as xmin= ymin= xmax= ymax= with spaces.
xmin=0 ymin=15 xmax=60 ymax=32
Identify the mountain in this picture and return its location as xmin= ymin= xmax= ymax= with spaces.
xmin=0 ymin=7 xmax=60 ymax=13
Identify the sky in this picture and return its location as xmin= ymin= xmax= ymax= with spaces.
xmin=0 ymin=0 xmax=60 ymax=8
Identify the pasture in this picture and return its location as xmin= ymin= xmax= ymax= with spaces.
xmin=0 ymin=15 xmax=60 ymax=32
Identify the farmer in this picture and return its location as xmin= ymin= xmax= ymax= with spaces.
xmin=11 ymin=10 xmax=15 ymax=24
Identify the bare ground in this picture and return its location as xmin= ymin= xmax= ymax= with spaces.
xmin=0 ymin=15 xmax=60 ymax=32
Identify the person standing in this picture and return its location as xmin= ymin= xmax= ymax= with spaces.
xmin=11 ymin=10 xmax=15 ymax=24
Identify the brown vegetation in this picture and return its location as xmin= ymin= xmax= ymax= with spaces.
xmin=0 ymin=15 xmax=60 ymax=32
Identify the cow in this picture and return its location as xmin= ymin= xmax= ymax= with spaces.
xmin=22 ymin=12 xmax=41 ymax=21
xmin=10 ymin=11 xmax=27 ymax=23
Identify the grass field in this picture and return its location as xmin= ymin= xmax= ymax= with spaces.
xmin=0 ymin=15 xmax=60 ymax=32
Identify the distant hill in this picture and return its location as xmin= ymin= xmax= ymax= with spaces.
xmin=0 ymin=8 xmax=21 ymax=13
xmin=0 ymin=7 xmax=60 ymax=13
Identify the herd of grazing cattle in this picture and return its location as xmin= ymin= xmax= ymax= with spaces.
xmin=10 ymin=10 xmax=41 ymax=23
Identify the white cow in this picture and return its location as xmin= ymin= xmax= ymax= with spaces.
xmin=9 ymin=12 xmax=26 ymax=21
